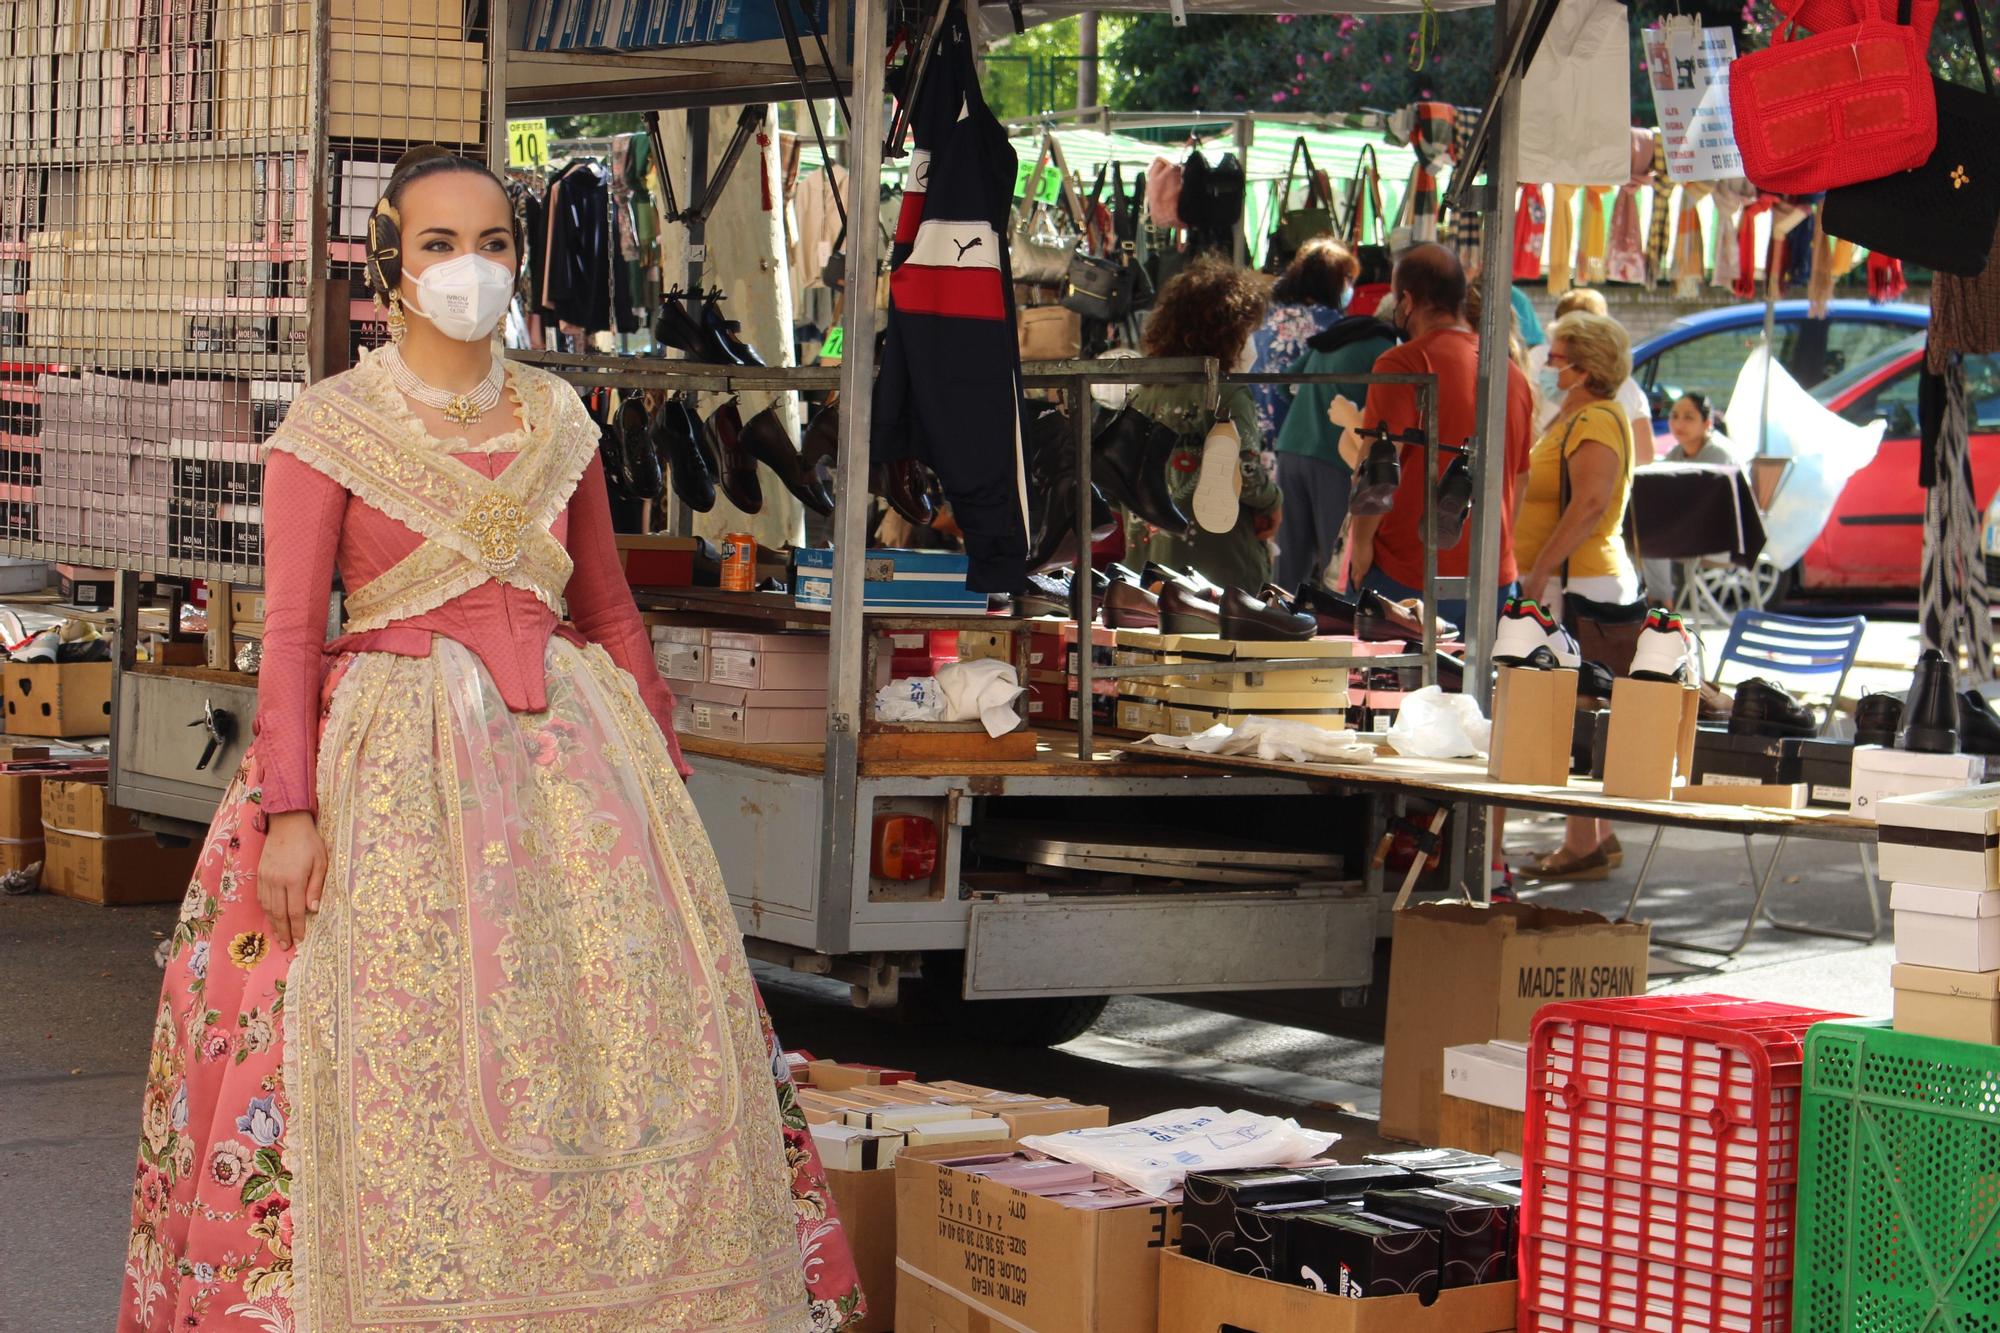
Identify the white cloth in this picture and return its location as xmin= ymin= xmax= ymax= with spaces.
xmin=1019 ymin=1108 xmax=1340 ymax=1199
xmin=1513 ymin=0 xmax=1634 ymax=187
xmin=873 ymin=659 xmax=1024 ymax=738
xmin=1387 ymin=686 xmax=1492 ymax=759
xmin=1142 ymin=718 xmax=1378 ymax=765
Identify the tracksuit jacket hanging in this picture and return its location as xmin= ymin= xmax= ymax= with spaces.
xmin=872 ymin=8 xmax=1030 ymax=593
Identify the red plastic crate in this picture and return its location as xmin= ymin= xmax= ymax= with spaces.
xmin=1522 ymin=994 xmax=1855 ymax=1333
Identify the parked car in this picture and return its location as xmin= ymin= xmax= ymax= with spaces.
xmin=1631 ymin=300 xmax=1930 ymax=431
xmin=1808 ymin=335 xmax=2000 ymax=594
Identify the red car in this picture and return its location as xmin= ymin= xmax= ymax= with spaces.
xmin=1807 ymin=333 xmax=2000 ymax=594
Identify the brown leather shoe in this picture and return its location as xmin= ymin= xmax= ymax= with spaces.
xmin=1354 ymin=588 xmax=1454 ymax=643
xmin=704 ymin=401 xmax=763 ymax=514
xmin=1158 ymin=582 xmax=1221 ymax=635
xmin=1145 ymin=562 xmax=1225 ymax=602
xmin=741 ymin=404 xmax=834 ymax=517
xmin=1516 ymin=845 xmax=1611 ymax=882
xmin=1101 ymin=578 xmax=1161 ymax=630
xmin=1219 ymin=588 xmax=1318 ymax=641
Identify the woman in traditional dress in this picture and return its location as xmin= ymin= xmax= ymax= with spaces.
xmin=118 ymin=148 xmax=859 ymax=1332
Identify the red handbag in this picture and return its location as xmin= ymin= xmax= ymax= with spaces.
xmin=1730 ymin=0 xmax=1937 ymax=194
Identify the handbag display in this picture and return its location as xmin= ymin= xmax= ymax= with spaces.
xmin=1823 ymin=0 xmax=2000 ymax=277
xmin=1265 ymin=137 xmax=1334 ymax=273
xmin=1729 ymin=0 xmax=1937 ymax=195
xmin=1063 ymin=163 xmax=1141 ymax=323
xmin=1010 ymin=132 xmax=1085 ymax=287
xmin=1018 ymin=304 xmax=1082 ymax=360
xmin=1556 ymin=403 xmax=1647 ymax=676
xmin=1345 ymin=145 xmax=1394 ymax=309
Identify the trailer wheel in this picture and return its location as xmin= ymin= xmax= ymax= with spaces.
xmin=901 ymin=954 xmax=1110 ymax=1048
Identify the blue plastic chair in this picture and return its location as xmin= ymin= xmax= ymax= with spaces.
xmin=1621 ymin=610 xmax=1879 ymax=961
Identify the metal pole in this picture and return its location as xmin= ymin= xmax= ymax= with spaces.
xmin=817 ymin=0 xmax=888 ymax=957
xmin=1232 ymin=117 xmax=1252 ymax=268
xmin=1464 ymin=0 xmax=1523 ymax=903
xmin=1073 ymin=374 xmax=1095 ymax=759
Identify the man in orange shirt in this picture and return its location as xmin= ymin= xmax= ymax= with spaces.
xmin=1330 ymin=245 xmax=1534 ymax=628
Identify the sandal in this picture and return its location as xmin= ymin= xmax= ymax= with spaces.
xmin=1600 ymin=833 xmax=1623 ymax=869
xmin=1515 ymin=845 xmax=1611 ymax=882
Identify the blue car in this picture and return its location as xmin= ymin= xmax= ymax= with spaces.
xmin=1629 ymin=300 xmax=1931 ymax=430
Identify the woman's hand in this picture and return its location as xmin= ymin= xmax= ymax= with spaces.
xmin=1252 ymin=506 xmax=1282 ymax=541
xmin=258 ymin=810 xmax=327 ymax=951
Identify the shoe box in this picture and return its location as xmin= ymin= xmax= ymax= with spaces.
xmin=1876 ymin=783 xmax=2000 ymax=889
xmin=793 ymin=547 xmax=987 ymax=614
xmin=1893 ymin=883 xmax=2000 ymax=972
xmin=41 ymin=777 xmax=199 ymax=905
xmin=1167 ymin=689 xmax=1350 ymax=736
xmin=1690 ymin=726 xmax=1792 ymax=786
xmin=1782 ymin=738 xmax=1856 ymax=809
xmin=1850 ymin=746 xmax=1987 ymax=820
xmin=1892 ymin=963 xmax=2000 ymax=1043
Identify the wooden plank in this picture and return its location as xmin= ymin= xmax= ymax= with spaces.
xmin=1674 ymin=782 xmax=1810 ymax=809
xmin=857 ymin=730 xmax=1039 ymax=763
xmin=678 ymin=732 xmax=826 ymax=776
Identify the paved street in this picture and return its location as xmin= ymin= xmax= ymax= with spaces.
xmin=3 ymin=804 xmax=1887 ymax=1333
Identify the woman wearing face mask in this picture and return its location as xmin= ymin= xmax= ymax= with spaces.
xmin=1530 ymin=288 xmax=1653 ymax=463
xmin=117 ymin=149 xmax=851 ymax=1332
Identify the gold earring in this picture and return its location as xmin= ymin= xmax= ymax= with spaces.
xmin=386 ymin=292 xmax=407 ymax=345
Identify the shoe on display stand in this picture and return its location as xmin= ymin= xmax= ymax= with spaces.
xmin=1432 ymin=453 xmax=1475 ymax=548
xmin=1093 ymin=409 xmax=1193 ymax=535
xmin=741 ymin=405 xmax=834 ymax=517
xmin=1629 ymin=607 xmax=1695 ymax=683
xmin=1854 ymin=692 xmax=1905 ymax=747
xmin=1158 ymin=582 xmax=1222 ymax=635
xmin=1293 ymin=584 xmax=1360 ymax=637
xmin=1728 ymin=677 xmax=1818 ymax=739
xmin=1900 ymin=648 xmax=1960 ymax=754
xmin=1217 ymin=588 xmax=1317 ymax=642
xmin=800 ymin=395 xmax=839 ymax=491
xmin=1348 ymin=436 xmax=1402 ymax=515
xmin=1355 ymin=589 xmax=1458 ymax=645
xmin=1577 ymin=660 xmax=1616 ymax=701
xmin=1100 ymin=577 xmax=1162 ymax=630
xmin=649 ymin=395 xmax=715 ymax=514
xmin=873 ymin=458 xmax=940 ymax=527
xmin=1958 ymin=689 xmax=2000 ymax=755
xmin=1492 ymin=597 xmax=1579 ymax=669
xmin=1144 ymin=562 xmax=1224 ymax=602
xmin=1191 ymin=419 xmax=1244 ymax=535
xmin=703 ymin=401 xmax=764 ymax=515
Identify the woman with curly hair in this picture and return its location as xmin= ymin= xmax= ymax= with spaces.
xmin=1125 ymin=256 xmax=1281 ymax=590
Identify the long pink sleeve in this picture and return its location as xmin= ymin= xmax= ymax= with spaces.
xmin=253 ymin=450 xmax=347 ymax=815
xmin=565 ymin=457 xmax=691 ymax=777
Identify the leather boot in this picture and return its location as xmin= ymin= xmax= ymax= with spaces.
xmin=1854 ymin=692 xmax=1904 ymax=747
xmin=1218 ymin=588 xmax=1317 ymax=641
xmin=1093 ymin=407 xmax=1192 ymax=535
xmin=1158 ymin=582 xmax=1221 ymax=635
xmin=648 ymin=396 xmax=714 ymax=513
xmin=741 ymin=405 xmax=834 ymax=516
xmin=704 ymin=401 xmax=763 ymax=515
xmin=1960 ymin=690 xmax=2000 ymax=756
xmin=1900 ymin=647 xmax=1960 ymax=754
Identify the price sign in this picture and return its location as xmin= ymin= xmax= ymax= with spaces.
xmin=509 ymin=119 xmax=550 ymax=170
xmin=819 ymin=325 xmax=845 ymax=362
xmin=1011 ymin=162 xmax=1064 ymax=204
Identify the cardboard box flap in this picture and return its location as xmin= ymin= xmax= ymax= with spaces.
xmin=1878 ymin=782 xmax=2000 ymax=833
xmin=1891 ymin=883 xmax=2000 ymax=918
xmin=1395 ymin=900 xmax=1647 ymax=939
xmin=1892 ymin=963 xmax=2000 ymax=999
xmin=685 ymin=680 xmax=829 ymax=709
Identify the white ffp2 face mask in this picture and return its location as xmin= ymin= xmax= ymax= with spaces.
xmin=403 ymin=253 xmax=514 ymax=342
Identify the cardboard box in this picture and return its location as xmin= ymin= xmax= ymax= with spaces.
xmin=794 ymin=546 xmax=986 ymax=614
xmin=897 ymin=1143 xmax=1179 ymax=1333
xmin=810 ymin=1123 xmax=905 ymax=1171
xmin=57 ymin=562 xmax=115 ymax=610
xmin=1691 ymin=726 xmax=1795 ymax=786
xmin=1167 ymin=689 xmax=1349 ymax=735
xmin=1441 ymin=1041 xmax=1527 ymax=1114
xmin=1878 ymin=784 xmax=2000 ymax=890
xmin=1892 ymin=963 xmax=2000 ymax=1043
xmin=1488 ymin=665 xmax=1578 ymax=787
xmin=1893 ymin=882 xmax=2000 ymax=971
xmin=708 ymin=645 xmax=830 ymax=691
xmin=681 ymin=682 xmax=826 ymax=745
xmin=826 ymin=1165 xmax=896 ymax=1333
xmin=1381 ymin=902 xmax=1650 ymax=1145
xmin=805 ymin=1060 xmax=916 ymax=1091
xmin=1673 ymin=782 xmax=1809 ymax=808
xmin=1852 ymin=746 xmax=1986 ymax=821
xmin=1601 ymin=678 xmax=1700 ymax=801
xmin=228 ymin=588 xmax=267 ymax=624
xmin=1156 ymin=1248 xmax=1516 ymax=1333
xmin=616 ymin=534 xmax=697 ymax=588
xmin=42 ymin=778 xmax=200 ymax=905
xmin=1437 ymin=1093 xmax=1526 ymax=1162
xmin=653 ymin=640 xmax=706 ymax=684
xmin=3 ymin=661 xmax=113 ymax=738
xmin=0 ymin=745 xmax=52 ymax=875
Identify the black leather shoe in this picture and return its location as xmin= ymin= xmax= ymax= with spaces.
xmin=704 ymin=401 xmax=764 ymax=514
xmin=800 ymin=396 xmax=839 ymax=492
xmin=1293 ymin=584 xmax=1359 ymax=636
xmin=1577 ymin=659 xmax=1616 ymax=702
xmin=654 ymin=299 xmax=732 ymax=364
xmin=692 ymin=537 xmax=723 ymax=587
xmin=1218 ymin=588 xmax=1317 ymax=641
xmin=873 ymin=458 xmax=938 ymax=527
xmin=702 ymin=293 xmax=765 ymax=367
xmin=1729 ymin=677 xmax=1817 ymax=739
xmin=1093 ymin=408 xmax=1193 ymax=535
xmin=1854 ymin=692 xmax=1904 ymax=747
xmin=1901 ymin=648 xmax=1960 ymax=754
xmin=1960 ymin=690 xmax=2000 ymax=756
xmin=1349 ymin=436 xmax=1402 ymax=515
xmin=1101 ymin=578 xmax=1161 ymax=630
xmin=1014 ymin=569 xmax=1074 ymax=619
xmin=597 ymin=415 xmax=637 ymax=501
xmin=1433 ymin=453 xmax=1474 ymax=548
xmin=648 ymin=396 xmax=714 ymax=513
xmin=741 ymin=405 xmax=834 ymax=516
xmin=1158 ymin=582 xmax=1221 ymax=635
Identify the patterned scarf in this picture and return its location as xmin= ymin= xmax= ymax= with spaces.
xmin=1921 ymin=354 xmax=1996 ymax=678
xmin=1646 ymin=132 xmax=1674 ymax=283
xmin=1605 ymin=129 xmax=1654 ymax=286
xmin=1546 ymin=184 xmax=1579 ymax=297
xmin=1734 ymin=195 xmax=1775 ymax=299
xmin=1579 ymin=186 xmax=1611 ymax=284
xmin=1672 ymin=183 xmax=1709 ymax=299
xmin=1708 ymin=178 xmax=1759 ymax=292
xmin=1447 ymin=107 xmax=1484 ymax=268
xmin=1397 ymin=101 xmax=1457 ymax=246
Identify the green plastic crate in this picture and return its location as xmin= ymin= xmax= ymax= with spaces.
xmin=1795 ymin=1019 xmax=2000 ymax=1332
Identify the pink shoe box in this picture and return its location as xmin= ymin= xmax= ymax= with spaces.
xmin=168 ymin=378 xmax=254 ymax=439
xmin=681 ymin=680 xmax=826 ymax=745
xmin=706 ymin=634 xmax=829 ymax=691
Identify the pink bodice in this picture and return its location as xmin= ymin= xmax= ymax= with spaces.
xmin=255 ymin=447 xmax=687 ymax=816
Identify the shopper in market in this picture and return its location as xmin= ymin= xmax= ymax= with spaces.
xmin=1248 ymin=236 xmax=1356 ymax=447
xmin=1514 ymin=310 xmax=1643 ymax=882
xmin=1639 ymin=391 xmax=1735 ymax=598
xmin=116 ymin=148 xmax=852 ymax=1332
xmin=1333 ymin=243 xmax=1535 ymax=628
xmin=1270 ymin=242 xmax=1397 ymax=590
xmin=1529 ymin=288 xmax=1654 ymax=461
xmin=1122 ymin=256 xmax=1283 ymax=592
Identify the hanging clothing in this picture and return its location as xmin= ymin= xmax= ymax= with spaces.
xmin=873 ymin=8 xmax=1030 ymax=593
xmin=1514 ymin=0 xmax=1635 ymax=187
xmin=1672 ymin=184 xmax=1709 ymax=298
xmin=1448 ymin=108 xmax=1485 ymax=270
xmin=1919 ymin=354 xmax=1996 ymax=677
xmin=1734 ymin=196 xmax=1775 ymax=299
xmin=1513 ymin=185 xmax=1548 ymax=281
xmin=542 ymin=159 xmax=614 ymax=333
xmin=1647 ymin=134 xmax=1675 ymax=284
xmin=789 ymin=163 xmax=849 ymax=308
xmin=1709 ymin=178 xmax=1758 ymax=292
xmin=116 ymin=350 xmax=857 ymax=1333
xmin=1391 ymin=101 xmax=1457 ymax=247
xmin=1605 ymin=131 xmax=1653 ymax=286
xmin=1579 ymin=186 xmax=1611 ymax=284
xmin=1546 ymin=185 xmax=1579 ymax=297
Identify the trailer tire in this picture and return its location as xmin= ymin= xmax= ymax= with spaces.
xmin=901 ymin=954 xmax=1110 ymax=1047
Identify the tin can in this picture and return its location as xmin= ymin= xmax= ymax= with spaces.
xmin=720 ymin=532 xmax=757 ymax=592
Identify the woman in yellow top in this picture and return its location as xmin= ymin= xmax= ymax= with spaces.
xmin=1515 ymin=310 xmax=1639 ymax=883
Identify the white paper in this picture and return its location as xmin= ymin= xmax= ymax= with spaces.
xmin=1644 ymin=20 xmax=1743 ymax=182
xmin=1019 ymin=1107 xmax=1339 ymax=1198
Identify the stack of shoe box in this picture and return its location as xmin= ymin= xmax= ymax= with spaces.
xmin=1106 ymin=634 xmax=1359 ymax=737
xmin=1883 ymin=784 xmax=2000 ymax=1042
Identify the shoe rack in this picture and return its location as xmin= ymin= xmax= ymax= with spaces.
xmin=0 ymin=0 xmax=489 ymax=584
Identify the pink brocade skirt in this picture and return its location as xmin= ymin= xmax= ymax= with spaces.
xmin=118 ymin=640 xmax=863 ymax=1332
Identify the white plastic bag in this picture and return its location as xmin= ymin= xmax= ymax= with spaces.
xmin=1019 ymin=1108 xmax=1340 ymax=1199
xmin=1725 ymin=345 xmax=1886 ymax=571
xmin=873 ymin=659 xmax=1024 ymax=739
xmin=1386 ymin=685 xmax=1491 ymax=759
xmin=1144 ymin=718 xmax=1378 ymax=765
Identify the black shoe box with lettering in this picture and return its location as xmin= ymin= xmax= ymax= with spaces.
xmin=1213 ymin=1164 xmax=1422 ymax=1280
xmin=1783 ymin=737 xmax=1856 ymax=809
xmin=1690 ymin=725 xmax=1795 ymax=786
xmin=1182 ymin=1169 xmax=1327 ymax=1267
xmin=1363 ymin=1186 xmax=1514 ymax=1288
xmin=1285 ymin=1208 xmax=1442 ymax=1300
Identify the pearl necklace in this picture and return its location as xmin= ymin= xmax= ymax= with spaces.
xmin=381 ymin=345 xmax=505 ymax=426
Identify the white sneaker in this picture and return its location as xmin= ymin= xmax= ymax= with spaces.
xmin=1630 ymin=607 xmax=1695 ymax=683
xmin=1191 ymin=419 xmax=1243 ymax=535
xmin=1493 ymin=598 xmax=1580 ymax=670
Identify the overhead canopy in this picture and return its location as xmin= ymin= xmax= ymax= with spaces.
xmin=973 ymin=0 xmax=1491 ymax=42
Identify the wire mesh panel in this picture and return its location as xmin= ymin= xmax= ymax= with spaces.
xmin=0 ymin=0 xmax=487 ymax=583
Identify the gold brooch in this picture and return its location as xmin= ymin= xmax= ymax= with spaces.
xmin=1953 ymin=165 xmax=1971 ymax=190
xmin=464 ymin=493 xmax=528 ymax=574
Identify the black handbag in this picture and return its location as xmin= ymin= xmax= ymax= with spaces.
xmin=1265 ymin=137 xmax=1334 ymax=273
xmin=1064 ymin=163 xmax=1140 ymax=322
xmin=1344 ymin=145 xmax=1394 ymax=293
xmin=1822 ymin=2 xmax=2000 ymax=277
